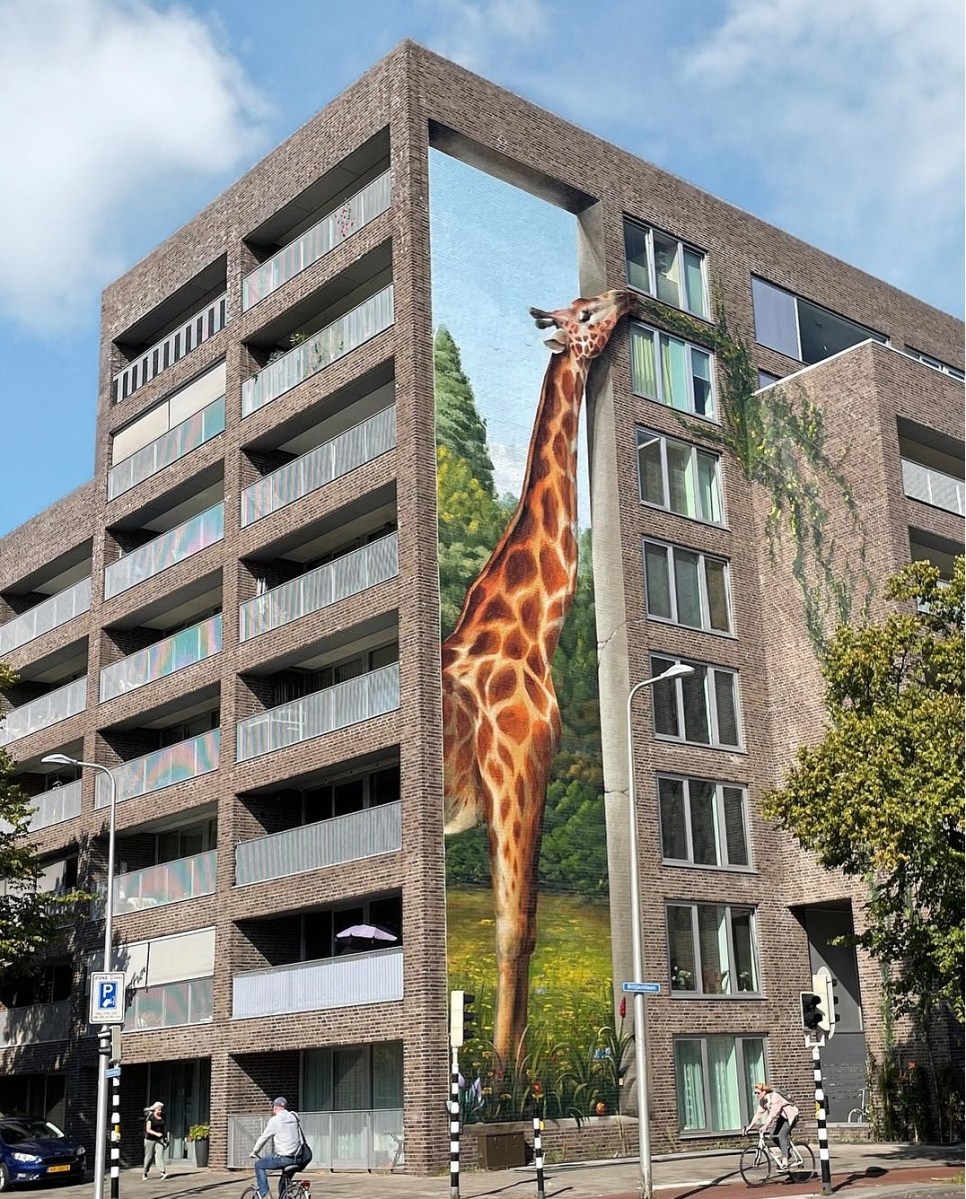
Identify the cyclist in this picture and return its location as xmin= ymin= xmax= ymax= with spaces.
xmin=744 ymin=1082 xmax=800 ymax=1172
xmin=250 ymin=1097 xmax=300 ymax=1198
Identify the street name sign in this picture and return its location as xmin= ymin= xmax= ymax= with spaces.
xmin=622 ymin=981 xmax=662 ymax=994
xmin=90 ymin=972 xmax=126 ymax=1024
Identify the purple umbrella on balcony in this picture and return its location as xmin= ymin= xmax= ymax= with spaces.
xmin=335 ymin=923 xmax=399 ymax=950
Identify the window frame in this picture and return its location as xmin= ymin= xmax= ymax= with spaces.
xmin=630 ymin=322 xmax=717 ymax=420
xmin=673 ymin=1034 xmax=767 ymax=1135
xmin=751 ymin=276 xmax=887 ymax=364
xmin=636 ymin=427 xmax=726 ymax=527
xmin=907 ymin=349 xmax=966 ymax=382
xmin=666 ymin=901 xmax=761 ymax=997
xmin=649 ymin=653 xmax=743 ymax=750
xmin=624 ymin=218 xmax=710 ymax=319
xmin=643 ymin=538 xmax=734 ymax=635
xmin=657 ymin=774 xmax=753 ymax=871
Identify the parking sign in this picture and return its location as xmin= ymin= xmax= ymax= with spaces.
xmin=90 ymin=972 xmax=126 ymax=1024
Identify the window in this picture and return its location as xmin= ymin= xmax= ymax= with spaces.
xmin=907 ymin=349 xmax=965 ymax=382
xmin=630 ymin=323 xmax=715 ymax=418
xmin=659 ymin=776 xmax=750 ymax=868
xmin=636 ymin=428 xmax=724 ymax=525
xmin=624 ymin=220 xmax=708 ymax=318
xmin=757 ymin=370 xmax=780 ymax=389
xmin=302 ymin=1041 xmax=403 ymax=1111
xmin=675 ymin=1036 xmax=765 ymax=1133
xmin=650 ymin=654 xmax=741 ymax=748
xmin=752 ymin=277 xmax=886 ymax=364
xmin=667 ymin=902 xmax=759 ymax=995
xmin=644 ymin=540 xmax=732 ymax=634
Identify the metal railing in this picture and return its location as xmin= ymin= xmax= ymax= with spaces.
xmin=228 ymin=1108 xmax=403 ymax=1170
xmin=113 ymin=294 xmax=228 ymax=404
xmin=126 ymin=976 xmax=213 ymax=1031
xmin=235 ymin=662 xmax=399 ymax=762
xmin=240 ymin=534 xmax=398 ymax=642
xmin=0 ymin=676 xmax=87 ymax=747
xmin=0 ymin=998 xmax=71 ymax=1047
xmin=94 ymin=729 xmax=220 ymax=808
xmin=0 ymin=577 xmax=91 ymax=656
xmin=241 ymin=285 xmax=394 ymax=416
xmin=902 ymin=458 xmax=965 ymax=516
xmin=240 ymin=406 xmax=396 ymax=526
xmin=110 ymin=849 xmax=217 ymax=915
xmin=99 ymin=614 xmax=223 ymax=701
xmin=108 ymin=396 xmax=226 ymax=499
xmin=243 ymin=172 xmax=391 ymax=310
xmin=232 ymin=945 xmax=403 ymax=1019
xmin=235 ymin=800 xmax=401 ymax=886
xmin=104 ymin=502 xmax=225 ymax=599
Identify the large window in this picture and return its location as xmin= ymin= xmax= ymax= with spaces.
xmin=650 ymin=654 xmax=741 ymax=748
xmin=624 ymin=220 xmax=709 ymax=318
xmin=644 ymin=540 xmax=731 ymax=634
xmin=636 ymin=429 xmax=724 ymax=525
xmin=675 ymin=1036 xmax=765 ymax=1133
xmin=630 ymin=323 xmax=715 ymax=418
xmin=752 ymin=277 xmax=886 ymax=364
xmin=667 ymin=902 xmax=759 ymax=994
xmin=658 ymin=775 xmax=750 ymax=868
xmin=302 ymin=1041 xmax=403 ymax=1111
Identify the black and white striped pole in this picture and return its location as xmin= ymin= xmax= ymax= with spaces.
xmin=109 ymin=1069 xmax=121 ymax=1199
xmin=449 ymin=1046 xmax=461 ymax=1199
xmin=532 ymin=1116 xmax=545 ymax=1199
xmin=811 ymin=1043 xmax=832 ymax=1195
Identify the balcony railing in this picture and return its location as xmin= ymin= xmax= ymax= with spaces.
xmin=0 ymin=676 xmax=87 ymax=748
xmin=94 ymin=729 xmax=220 ymax=808
xmin=227 ymin=1108 xmax=403 ymax=1170
xmin=112 ymin=850 xmax=216 ymax=915
xmin=113 ymin=294 xmax=228 ymax=404
xmin=241 ymin=285 xmax=394 ymax=416
xmin=902 ymin=458 xmax=965 ymax=516
xmin=235 ymin=801 xmax=401 ymax=886
xmin=100 ymin=614 xmax=223 ymax=702
xmin=25 ymin=780 xmax=83 ymax=832
xmin=0 ymin=998 xmax=71 ymax=1048
xmin=104 ymin=502 xmax=225 ymax=599
xmin=241 ymin=406 xmax=396 ymax=526
xmin=0 ymin=577 xmax=91 ymax=657
xmin=126 ymin=976 xmax=213 ymax=1031
xmin=232 ymin=945 xmax=402 ymax=1019
xmin=108 ymin=396 xmax=226 ymax=500
xmin=242 ymin=172 xmax=392 ymax=310
xmin=236 ymin=662 xmax=399 ymax=763
xmin=240 ymin=534 xmax=398 ymax=643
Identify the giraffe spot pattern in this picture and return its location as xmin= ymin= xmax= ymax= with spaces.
xmin=504 ymin=549 xmax=537 ymax=590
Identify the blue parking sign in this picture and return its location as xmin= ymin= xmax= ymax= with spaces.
xmin=90 ymin=972 xmax=126 ymax=1024
xmin=98 ymin=980 xmax=118 ymax=1009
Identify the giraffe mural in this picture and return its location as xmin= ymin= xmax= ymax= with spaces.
xmin=441 ymin=288 xmax=633 ymax=1064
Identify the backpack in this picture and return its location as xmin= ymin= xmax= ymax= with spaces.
xmin=293 ymin=1115 xmax=313 ymax=1170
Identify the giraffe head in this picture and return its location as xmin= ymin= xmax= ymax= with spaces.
xmin=529 ymin=288 xmax=634 ymax=361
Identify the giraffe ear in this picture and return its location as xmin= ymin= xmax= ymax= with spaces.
xmin=545 ymin=335 xmax=567 ymax=354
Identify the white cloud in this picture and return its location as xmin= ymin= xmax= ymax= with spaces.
xmin=422 ymin=0 xmax=548 ymax=72
xmin=0 ymin=0 xmax=268 ymax=330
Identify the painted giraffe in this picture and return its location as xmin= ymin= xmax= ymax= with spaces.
xmin=442 ymin=288 xmax=634 ymax=1065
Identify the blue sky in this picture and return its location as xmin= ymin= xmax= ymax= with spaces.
xmin=0 ymin=0 xmax=962 ymax=537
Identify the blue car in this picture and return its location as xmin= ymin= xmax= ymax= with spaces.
xmin=0 ymin=1118 xmax=86 ymax=1190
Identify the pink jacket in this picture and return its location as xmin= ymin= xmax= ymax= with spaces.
xmin=759 ymin=1090 xmax=799 ymax=1131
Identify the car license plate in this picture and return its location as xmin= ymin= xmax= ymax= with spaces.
xmin=48 ymin=1165 xmax=71 ymax=1173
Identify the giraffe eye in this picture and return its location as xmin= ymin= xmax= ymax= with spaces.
xmin=578 ymin=308 xmax=591 ymax=323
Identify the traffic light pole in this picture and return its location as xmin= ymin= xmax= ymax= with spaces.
xmin=109 ymin=1067 xmax=120 ymax=1199
xmin=449 ymin=1046 xmax=461 ymax=1199
xmin=808 ymin=1038 xmax=832 ymax=1196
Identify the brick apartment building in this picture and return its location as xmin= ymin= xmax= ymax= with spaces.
xmin=0 ymin=41 xmax=962 ymax=1174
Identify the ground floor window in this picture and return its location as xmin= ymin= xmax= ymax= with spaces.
xmin=302 ymin=1041 xmax=403 ymax=1110
xmin=674 ymin=1035 xmax=764 ymax=1133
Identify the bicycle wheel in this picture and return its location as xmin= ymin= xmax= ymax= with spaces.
xmin=738 ymin=1144 xmax=771 ymax=1187
xmin=240 ymin=1186 xmax=259 ymax=1199
xmin=790 ymin=1142 xmax=815 ymax=1182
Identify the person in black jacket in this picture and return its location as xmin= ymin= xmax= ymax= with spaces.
xmin=142 ymin=1102 xmax=168 ymax=1180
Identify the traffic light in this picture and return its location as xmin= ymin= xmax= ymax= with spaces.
xmin=449 ymin=990 xmax=477 ymax=1048
xmin=813 ymin=968 xmax=840 ymax=1037
xmin=800 ymin=991 xmax=822 ymax=1032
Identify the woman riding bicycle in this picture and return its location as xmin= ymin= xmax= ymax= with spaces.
xmin=744 ymin=1082 xmax=800 ymax=1172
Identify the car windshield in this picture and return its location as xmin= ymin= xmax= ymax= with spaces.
xmin=0 ymin=1120 xmax=65 ymax=1144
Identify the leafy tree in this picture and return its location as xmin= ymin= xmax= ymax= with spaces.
xmin=762 ymin=558 xmax=965 ymax=1022
xmin=434 ymin=327 xmax=495 ymax=496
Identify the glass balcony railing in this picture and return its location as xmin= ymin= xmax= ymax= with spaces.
xmin=108 ymin=396 xmax=226 ymax=500
xmin=902 ymin=458 xmax=965 ymax=516
xmin=243 ymin=172 xmax=392 ymax=310
xmin=126 ymin=976 xmax=213 ymax=1031
xmin=241 ymin=406 xmax=396 ymax=526
xmin=0 ymin=999 xmax=71 ymax=1048
xmin=241 ymin=285 xmax=394 ymax=417
xmin=112 ymin=849 xmax=216 ymax=915
xmin=227 ymin=1109 xmax=404 ymax=1171
xmin=235 ymin=801 xmax=401 ymax=886
xmin=0 ymin=577 xmax=91 ymax=657
xmin=235 ymin=663 xmax=399 ymax=763
xmin=113 ymin=294 xmax=228 ymax=404
xmin=232 ymin=945 xmax=402 ymax=1019
xmin=24 ymin=780 xmax=83 ymax=832
xmin=94 ymin=729 xmax=220 ymax=808
xmin=100 ymin=614 xmax=223 ymax=702
xmin=240 ymin=534 xmax=398 ymax=642
xmin=0 ymin=677 xmax=87 ymax=748
xmin=104 ymin=502 xmax=225 ymax=599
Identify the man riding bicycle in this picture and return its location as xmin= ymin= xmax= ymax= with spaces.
xmin=250 ymin=1097 xmax=301 ymax=1198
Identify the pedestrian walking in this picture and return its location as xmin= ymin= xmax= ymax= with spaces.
xmin=142 ymin=1101 xmax=168 ymax=1180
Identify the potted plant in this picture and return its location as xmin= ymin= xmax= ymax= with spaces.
xmin=187 ymin=1124 xmax=210 ymax=1168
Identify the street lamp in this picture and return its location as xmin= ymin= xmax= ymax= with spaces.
xmin=625 ymin=661 xmax=694 ymax=1199
xmin=43 ymin=754 xmax=117 ymax=1199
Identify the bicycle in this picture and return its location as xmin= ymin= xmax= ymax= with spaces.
xmin=739 ymin=1130 xmax=815 ymax=1187
xmin=240 ymin=1166 xmax=311 ymax=1199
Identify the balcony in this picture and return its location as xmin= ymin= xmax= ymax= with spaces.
xmin=232 ymin=945 xmax=402 ymax=1018
xmin=23 ymin=780 xmax=83 ymax=832
xmin=100 ymin=614 xmax=223 ymax=702
xmin=108 ymin=396 xmax=226 ymax=500
xmin=126 ymin=976 xmax=213 ymax=1031
xmin=111 ymin=849 xmax=216 ymax=915
xmin=0 ymin=998 xmax=71 ymax=1048
xmin=243 ymin=171 xmax=391 ymax=310
xmin=94 ymin=729 xmax=220 ymax=808
xmin=0 ymin=578 xmax=91 ymax=657
xmin=227 ymin=1108 xmax=403 ymax=1170
xmin=235 ymin=801 xmax=401 ymax=886
xmin=241 ymin=285 xmax=394 ymax=417
xmin=902 ymin=458 xmax=964 ymax=517
xmin=236 ymin=663 xmax=399 ymax=763
xmin=240 ymin=535 xmax=398 ymax=643
xmin=0 ymin=677 xmax=87 ymax=748
xmin=113 ymin=294 xmax=228 ymax=404
xmin=241 ymin=406 xmax=396 ymax=526
xmin=104 ymin=502 xmax=225 ymax=600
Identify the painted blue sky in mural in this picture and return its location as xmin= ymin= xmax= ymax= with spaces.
xmin=0 ymin=0 xmax=961 ymax=534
